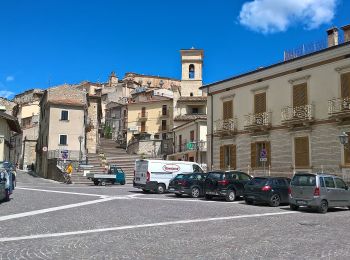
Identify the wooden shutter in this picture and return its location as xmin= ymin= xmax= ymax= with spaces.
xmin=344 ymin=133 xmax=350 ymax=165
xmin=223 ymin=100 xmax=233 ymax=120
xmin=254 ymin=93 xmax=266 ymax=114
xmin=230 ymin=145 xmax=236 ymax=170
xmin=141 ymin=121 xmax=146 ymax=132
xmin=293 ymin=83 xmax=307 ymax=107
xmin=341 ymin=72 xmax=350 ymax=98
xmin=295 ymin=136 xmax=310 ymax=168
xmin=220 ymin=146 xmax=225 ymax=170
xmin=251 ymin=143 xmax=256 ymax=168
xmin=190 ymin=130 xmax=195 ymax=142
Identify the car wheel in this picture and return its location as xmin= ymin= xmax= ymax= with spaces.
xmin=156 ymin=184 xmax=166 ymax=194
xmin=175 ymin=193 xmax=182 ymax=197
xmin=290 ymin=204 xmax=299 ymax=211
xmin=120 ymin=181 xmax=125 ymax=185
xmin=191 ymin=187 xmax=200 ymax=198
xmin=269 ymin=194 xmax=281 ymax=207
xmin=205 ymin=194 xmax=213 ymax=200
xmin=245 ymin=199 xmax=253 ymax=205
xmin=93 ymin=180 xmax=99 ymax=186
xmin=100 ymin=181 xmax=106 ymax=186
xmin=318 ymin=200 xmax=328 ymax=214
xmin=225 ymin=190 xmax=236 ymax=202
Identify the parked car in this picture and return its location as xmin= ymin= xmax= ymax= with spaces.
xmin=133 ymin=160 xmax=204 ymax=194
xmin=0 ymin=168 xmax=10 ymax=202
xmin=243 ymin=177 xmax=290 ymax=207
xmin=168 ymin=172 xmax=207 ymax=198
xmin=204 ymin=171 xmax=252 ymax=202
xmin=289 ymin=173 xmax=350 ymax=213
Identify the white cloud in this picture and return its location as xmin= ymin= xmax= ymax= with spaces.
xmin=0 ymin=90 xmax=15 ymax=99
xmin=238 ymin=0 xmax=337 ymax=34
xmin=5 ymin=75 xmax=14 ymax=82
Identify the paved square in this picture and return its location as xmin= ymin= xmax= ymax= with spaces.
xmin=1 ymin=172 xmax=350 ymax=259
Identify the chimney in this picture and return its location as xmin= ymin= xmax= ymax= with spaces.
xmin=327 ymin=27 xmax=339 ymax=47
xmin=341 ymin=24 xmax=350 ymax=43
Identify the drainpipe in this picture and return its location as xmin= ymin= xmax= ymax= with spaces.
xmin=210 ymin=87 xmax=214 ymax=171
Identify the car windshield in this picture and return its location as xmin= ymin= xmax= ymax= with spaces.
xmin=291 ymin=175 xmax=316 ymax=186
xmin=248 ymin=177 xmax=268 ymax=186
xmin=174 ymin=174 xmax=190 ymax=180
xmin=207 ymin=172 xmax=224 ymax=180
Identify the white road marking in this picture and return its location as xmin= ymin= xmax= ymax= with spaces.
xmin=0 ymin=197 xmax=117 ymax=222
xmin=0 ymin=211 xmax=298 ymax=242
xmin=134 ymin=197 xmax=241 ymax=203
xmin=16 ymin=187 xmax=108 ymax=198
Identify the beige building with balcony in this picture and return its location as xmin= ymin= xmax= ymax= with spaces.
xmin=168 ymin=119 xmax=207 ymax=165
xmin=203 ymin=26 xmax=350 ymax=177
xmin=0 ymin=108 xmax=21 ymax=162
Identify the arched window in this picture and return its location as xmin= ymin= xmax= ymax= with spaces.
xmin=189 ymin=64 xmax=195 ymax=79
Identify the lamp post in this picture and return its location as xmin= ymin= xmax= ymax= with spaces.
xmin=78 ymin=135 xmax=84 ymax=163
xmin=339 ymin=132 xmax=349 ymax=149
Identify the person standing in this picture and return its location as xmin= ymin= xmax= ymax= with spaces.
xmin=66 ymin=163 xmax=73 ymax=184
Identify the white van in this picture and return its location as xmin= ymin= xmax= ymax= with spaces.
xmin=133 ymin=160 xmax=204 ymax=194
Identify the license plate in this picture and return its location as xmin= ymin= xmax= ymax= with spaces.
xmin=206 ymin=191 xmax=217 ymax=195
xmin=297 ymin=200 xmax=307 ymax=205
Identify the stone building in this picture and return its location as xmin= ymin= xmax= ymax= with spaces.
xmin=0 ymin=107 xmax=21 ymax=162
xmin=0 ymin=97 xmax=16 ymax=115
xmin=12 ymin=89 xmax=44 ymax=168
xmin=36 ymin=85 xmax=88 ymax=178
xmin=203 ymin=26 xmax=350 ymax=179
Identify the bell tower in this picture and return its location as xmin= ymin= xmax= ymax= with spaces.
xmin=180 ymin=48 xmax=204 ymax=96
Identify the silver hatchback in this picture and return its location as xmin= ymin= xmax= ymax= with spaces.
xmin=289 ymin=173 xmax=350 ymax=213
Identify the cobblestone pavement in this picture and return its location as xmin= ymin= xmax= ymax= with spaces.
xmin=1 ymin=172 xmax=350 ymax=259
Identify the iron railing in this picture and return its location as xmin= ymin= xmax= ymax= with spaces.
xmin=281 ymin=104 xmax=314 ymax=121
xmin=214 ymin=118 xmax=237 ymax=133
xmin=244 ymin=112 xmax=271 ymax=128
xmin=328 ymin=97 xmax=350 ymax=116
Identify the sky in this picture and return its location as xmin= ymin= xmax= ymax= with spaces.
xmin=0 ymin=0 xmax=350 ymax=99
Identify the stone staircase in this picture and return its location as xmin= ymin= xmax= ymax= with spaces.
xmin=69 ymin=138 xmax=140 ymax=184
xmin=100 ymin=138 xmax=140 ymax=184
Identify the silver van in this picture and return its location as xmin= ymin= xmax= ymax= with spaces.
xmin=289 ymin=173 xmax=350 ymax=213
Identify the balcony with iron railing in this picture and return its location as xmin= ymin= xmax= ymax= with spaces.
xmin=328 ymin=97 xmax=350 ymax=121
xmin=244 ymin=112 xmax=272 ymax=132
xmin=137 ymin=112 xmax=148 ymax=120
xmin=137 ymin=126 xmax=148 ymax=133
xmin=281 ymin=104 xmax=314 ymax=127
xmin=158 ymin=109 xmax=171 ymax=118
xmin=158 ymin=125 xmax=173 ymax=132
xmin=213 ymin=118 xmax=238 ymax=137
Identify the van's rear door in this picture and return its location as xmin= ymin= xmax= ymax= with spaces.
xmin=134 ymin=160 xmax=148 ymax=185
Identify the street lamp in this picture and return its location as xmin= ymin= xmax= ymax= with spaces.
xmin=339 ymin=132 xmax=349 ymax=149
xmin=78 ymin=135 xmax=84 ymax=163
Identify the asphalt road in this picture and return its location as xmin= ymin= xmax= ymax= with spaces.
xmin=1 ymin=172 xmax=350 ymax=260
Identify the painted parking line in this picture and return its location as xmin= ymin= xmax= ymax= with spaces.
xmin=0 ymin=197 xmax=120 ymax=222
xmin=133 ymin=197 xmax=242 ymax=203
xmin=16 ymin=187 xmax=108 ymax=198
xmin=0 ymin=211 xmax=298 ymax=243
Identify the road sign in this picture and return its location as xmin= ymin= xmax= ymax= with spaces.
xmin=260 ymin=158 xmax=268 ymax=162
xmin=260 ymin=148 xmax=267 ymax=159
xmin=186 ymin=142 xmax=194 ymax=150
xmin=61 ymin=150 xmax=69 ymax=160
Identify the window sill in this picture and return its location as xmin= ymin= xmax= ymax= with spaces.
xmin=59 ymin=120 xmax=70 ymax=122
xmin=58 ymin=144 xmax=68 ymax=146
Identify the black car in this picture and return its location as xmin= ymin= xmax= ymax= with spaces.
xmin=243 ymin=177 xmax=290 ymax=207
xmin=204 ymin=171 xmax=252 ymax=202
xmin=168 ymin=173 xmax=207 ymax=198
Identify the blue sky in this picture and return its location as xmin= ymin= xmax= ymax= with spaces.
xmin=0 ymin=0 xmax=349 ymax=99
